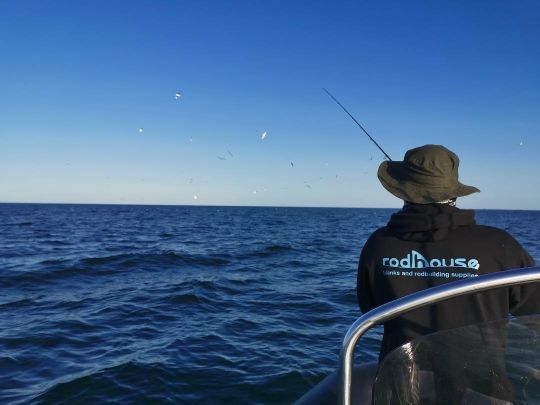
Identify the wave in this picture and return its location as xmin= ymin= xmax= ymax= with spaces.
xmin=5 ymin=221 xmax=34 ymax=226
xmin=40 ymin=239 xmax=72 ymax=246
xmin=239 ymin=244 xmax=295 ymax=259
xmin=80 ymin=252 xmax=230 ymax=267
xmin=2 ymin=252 xmax=232 ymax=287
xmin=31 ymin=358 xmax=231 ymax=403
xmin=165 ymin=293 xmax=212 ymax=305
xmin=285 ymin=259 xmax=310 ymax=268
xmin=0 ymin=266 xmax=116 ymax=288
xmin=0 ymin=298 xmax=34 ymax=309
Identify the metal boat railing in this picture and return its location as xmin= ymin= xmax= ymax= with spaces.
xmin=339 ymin=266 xmax=540 ymax=405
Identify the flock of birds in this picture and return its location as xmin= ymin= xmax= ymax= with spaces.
xmin=135 ymin=91 xmax=527 ymax=202
xmin=134 ymin=91 xmax=347 ymax=202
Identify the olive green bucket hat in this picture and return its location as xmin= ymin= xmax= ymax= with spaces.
xmin=377 ymin=145 xmax=480 ymax=204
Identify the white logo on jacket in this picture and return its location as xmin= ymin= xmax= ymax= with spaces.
xmin=382 ymin=250 xmax=480 ymax=270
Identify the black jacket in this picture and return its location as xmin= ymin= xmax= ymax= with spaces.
xmin=357 ymin=204 xmax=537 ymax=360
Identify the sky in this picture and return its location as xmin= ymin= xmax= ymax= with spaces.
xmin=1 ymin=0 xmax=539 ymax=209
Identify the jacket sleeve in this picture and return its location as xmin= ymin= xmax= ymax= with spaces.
xmin=357 ymin=237 xmax=376 ymax=314
xmin=509 ymin=245 xmax=539 ymax=316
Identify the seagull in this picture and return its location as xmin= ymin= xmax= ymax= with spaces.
xmin=216 ymin=155 xmax=226 ymax=160
xmin=175 ymin=91 xmax=182 ymax=100
xmin=228 ymin=150 xmax=233 ymax=157
xmin=138 ymin=127 xmax=144 ymax=133
xmin=261 ymin=131 xmax=267 ymax=140
xmin=290 ymin=161 xmax=294 ymax=167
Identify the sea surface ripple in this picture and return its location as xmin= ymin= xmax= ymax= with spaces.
xmin=1 ymin=204 xmax=538 ymax=404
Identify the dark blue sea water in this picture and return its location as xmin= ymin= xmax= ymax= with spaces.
xmin=1 ymin=204 xmax=539 ymax=404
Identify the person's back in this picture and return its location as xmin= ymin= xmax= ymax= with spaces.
xmin=358 ymin=201 xmax=536 ymax=359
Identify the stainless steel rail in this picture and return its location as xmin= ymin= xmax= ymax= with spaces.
xmin=339 ymin=266 xmax=540 ymax=405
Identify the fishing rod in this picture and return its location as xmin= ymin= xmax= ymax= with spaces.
xmin=322 ymin=88 xmax=392 ymax=161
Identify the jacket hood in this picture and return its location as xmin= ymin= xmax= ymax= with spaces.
xmin=387 ymin=204 xmax=476 ymax=242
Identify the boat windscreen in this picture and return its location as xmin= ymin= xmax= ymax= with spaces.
xmin=372 ymin=315 xmax=540 ymax=405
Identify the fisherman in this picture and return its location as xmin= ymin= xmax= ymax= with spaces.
xmin=357 ymin=144 xmax=538 ymax=402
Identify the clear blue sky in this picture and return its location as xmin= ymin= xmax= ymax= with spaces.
xmin=1 ymin=0 xmax=539 ymax=209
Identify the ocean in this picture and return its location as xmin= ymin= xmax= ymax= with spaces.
xmin=1 ymin=204 xmax=539 ymax=404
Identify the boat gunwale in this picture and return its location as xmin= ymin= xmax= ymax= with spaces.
xmin=339 ymin=266 xmax=540 ymax=405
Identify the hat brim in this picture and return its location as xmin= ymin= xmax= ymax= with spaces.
xmin=378 ymin=161 xmax=480 ymax=204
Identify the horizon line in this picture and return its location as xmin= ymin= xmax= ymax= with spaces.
xmin=0 ymin=201 xmax=538 ymax=212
